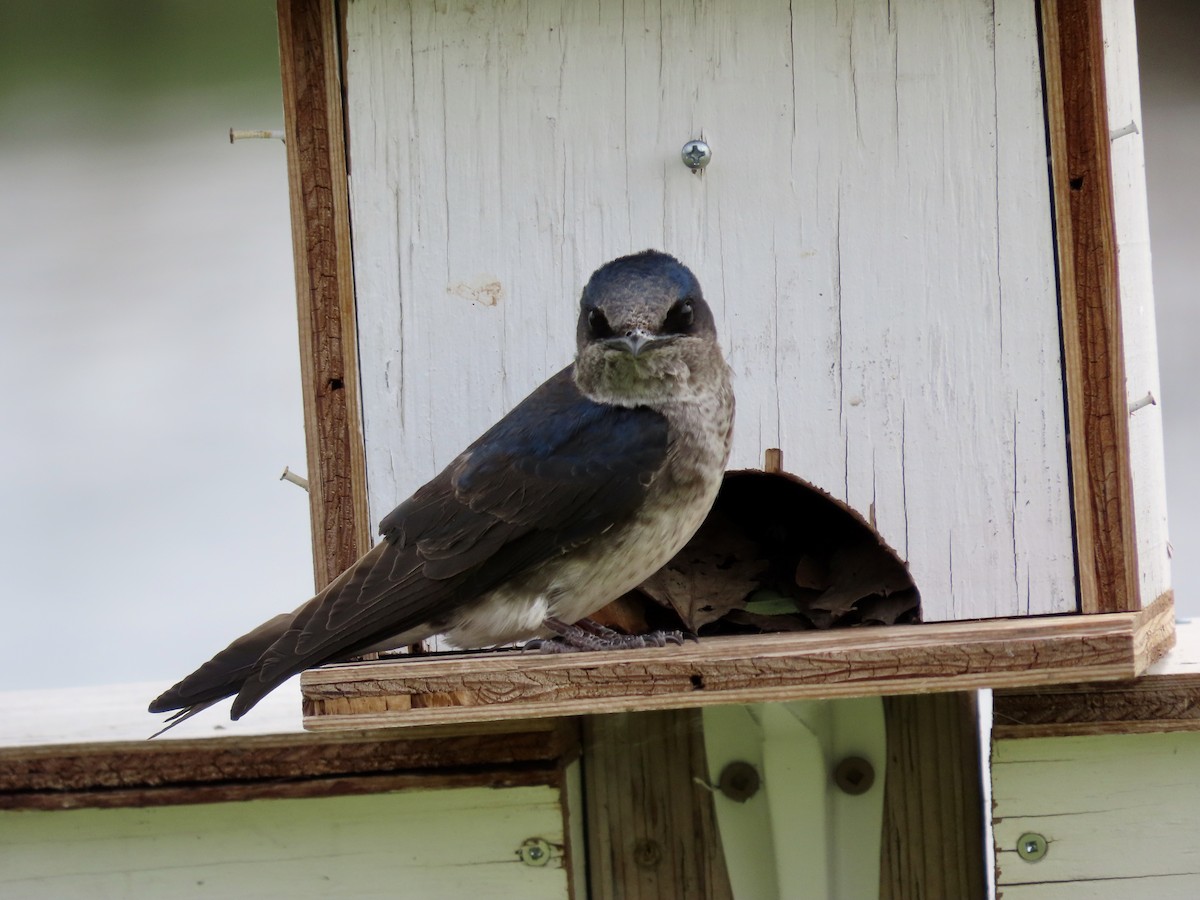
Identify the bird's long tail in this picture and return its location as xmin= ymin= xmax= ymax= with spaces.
xmin=146 ymin=610 xmax=297 ymax=736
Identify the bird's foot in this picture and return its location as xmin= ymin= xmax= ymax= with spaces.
xmin=522 ymin=617 xmax=693 ymax=653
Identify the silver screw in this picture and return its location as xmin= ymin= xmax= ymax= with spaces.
xmin=517 ymin=837 xmax=554 ymax=867
xmin=1016 ymin=832 xmax=1048 ymax=862
xmin=681 ymin=139 xmax=712 ymax=171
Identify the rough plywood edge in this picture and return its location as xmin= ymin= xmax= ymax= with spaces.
xmin=299 ymin=597 xmax=1174 ymax=731
xmin=1133 ymin=588 xmax=1176 ymax=663
xmin=277 ymin=0 xmax=371 ymax=587
xmin=1042 ymin=0 xmax=1140 ymax=614
xmin=4 ymin=769 xmax=561 ymax=813
xmin=0 ymin=719 xmax=578 ymax=811
xmin=993 ymin=592 xmax=1200 ymax=739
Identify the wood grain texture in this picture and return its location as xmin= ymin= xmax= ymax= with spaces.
xmin=341 ymin=0 xmax=1075 ymax=622
xmin=583 ymin=710 xmax=732 ymax=900
xmin=277 ymin=0 xmax=370 ymax=588
xmin=879 ymin=693 xmax=986 ymax=900
xmin=300 ymin=595 xmax=1174 ymax=731
xmin=1041 ymin=0 xmax=1139 ymax=614
xmin=994 ymin=674 xmax=1200 ymax=739
xmin=993 ymin=731 xmax=1200 ymax=896
xmin=992 ymin=599 xmax=1200 ymax=739
xmin=0 ymin=786 xmax=571 ymax=900
xmin=1 ymin=719 xmax=575 ymax=811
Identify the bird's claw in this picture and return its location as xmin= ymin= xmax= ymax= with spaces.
xmin=522 ymin=617 xmax=693 ymax=653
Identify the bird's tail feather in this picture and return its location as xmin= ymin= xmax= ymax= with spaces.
xmin=147 ymin=611 xmax=297 ymax=723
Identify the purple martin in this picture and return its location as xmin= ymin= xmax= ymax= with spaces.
xmin=149 ymin=250 xmax=734 ymax=730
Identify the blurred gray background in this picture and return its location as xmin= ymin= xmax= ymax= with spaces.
xmin=0 ymin=0 xmax=1195 ymax=694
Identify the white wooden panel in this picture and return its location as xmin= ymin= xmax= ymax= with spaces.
xmin=992 ymin=732 xmax=1200 ymax=895
xmin=344 ymin=0 xmax=1075 ymax=621
xmin=998 ymin=874 xmax=1200 ymax=900
xmin=0 ymin=786 xmax=568 ymax=900
xmin=1101 ymin=0 xmax=1172 ymax=608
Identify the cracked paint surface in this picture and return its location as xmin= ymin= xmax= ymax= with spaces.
xmin=344 ymin=0 xmax=1075 ymax=622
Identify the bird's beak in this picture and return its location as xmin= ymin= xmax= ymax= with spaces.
xmin=605 ymin=329 xmax=668 ymax=358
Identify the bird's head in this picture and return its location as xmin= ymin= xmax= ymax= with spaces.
xmin=573 ymin=250 xmax=725 ymax=407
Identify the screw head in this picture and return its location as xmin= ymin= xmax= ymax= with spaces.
xmin=681 ymin=139 xmax=712 ymax=170
xmin=833 ymin=757 xmax=876 ymax=795
xmin=517 ymin=837 xmax=554 ymax=867
xmin=717 ymin=760 xmax=761 ymax=802
xmin=1016 ymin=832 xmax=1048 ymax=862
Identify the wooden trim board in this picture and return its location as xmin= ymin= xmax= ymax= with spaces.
xmin=1041 ymin=0 xmax=1140 ymax=614
xmin=0 ymin=718 xmax=576 ymax=812
xmin=299 ymin=594 xmax=1174 ymax=732
xmin=277 ymin=0 xmax=371 ymax=587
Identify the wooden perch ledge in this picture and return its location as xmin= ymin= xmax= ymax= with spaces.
xmin=301 ymin=593 xmax=1175 ymax=732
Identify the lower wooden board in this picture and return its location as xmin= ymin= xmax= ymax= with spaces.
xmin=0 ymin=785 xmax=571 ymax=900
xmin=300 ymin=595 xmax=1174 ymax=732
xmin=992 ymin=731 xmax=1200 ymax=897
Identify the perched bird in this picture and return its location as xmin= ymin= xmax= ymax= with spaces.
xmin=149 ymin=250 xmax=734 ymax=731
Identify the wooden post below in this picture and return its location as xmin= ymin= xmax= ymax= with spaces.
xmin=880 ymin=693 xmax=987 ymax=899
xmin=583 ymin=710 xmax=733 ymax=900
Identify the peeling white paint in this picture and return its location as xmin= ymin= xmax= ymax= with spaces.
xmin=344 ymin=0 xmax=1077 ymax=622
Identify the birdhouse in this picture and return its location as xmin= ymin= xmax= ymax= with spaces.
xmin=278 ymin=0 xmax=1173 ymax=730
xmin=4 ymin=4 xmax=1191 ymax=900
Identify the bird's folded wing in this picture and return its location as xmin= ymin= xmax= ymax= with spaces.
xmin=231 ymin=366 xmax=669 ymax=716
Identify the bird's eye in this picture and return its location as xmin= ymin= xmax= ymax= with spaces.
xmin=587 ymin=308 xmax=612 ymax=338
xmin=664 ymin=299 xmax=695 ymax=333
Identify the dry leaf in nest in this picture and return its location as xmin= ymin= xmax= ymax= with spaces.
xmin=807 ymin=540 xmax=915 ymax=617
xmin=855 ymin=589 xmax=921 ymax=625
xmin=637 ymin=512 xmax=769 ymax=631
xmin=634 ymin=470 xmax=921 ymax=636
xmin=721 ymin=609 xmax=813 ymax=632
xmin=793 ymin=554 xmax=829 ymax=592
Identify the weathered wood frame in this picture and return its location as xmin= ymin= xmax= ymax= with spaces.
xmin=278 ymin=0 xmax=371 ymax=589
xmin=282 ymin=0 xmax=1173 ymax=735
xmin=281 ymin=0 xmax=1162 ymax=674
xmin=1041 ymin=0 xmax=1140 ymax=615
